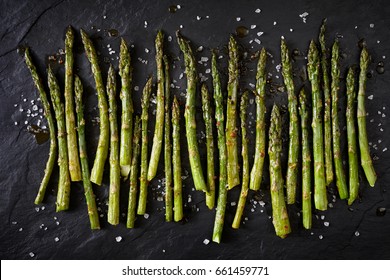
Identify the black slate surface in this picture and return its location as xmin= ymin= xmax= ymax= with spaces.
xmin=0 ymin=0 xmax=389 ymax=260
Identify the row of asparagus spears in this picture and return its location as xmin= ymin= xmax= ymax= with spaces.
xmin=24 ymin=20 xmax=376 ymax=241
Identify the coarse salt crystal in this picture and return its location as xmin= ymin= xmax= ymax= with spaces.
xmin=176 ymin=4 xmax=181 ymax=9
xmin=273 ymin=21 xmax=277 ymax=25
xmin=321 ymin=215 xmax=325 ymax=220
xmin=251 ymin=25 xmax=256 ymax=29
xmin=205 ymin=68 xmax=211 ymax=74
xmin=236 ymin=17 xmax=241 ymax=22
xmin=19 ymin=227 xmax=23 ymax=231
xmin=369 ymin=23 xmax=374 ymax=28
xmin=134 ymin=86 xmax=139 ymax=91
xmin=203 ymin=239 xmax=210 ymax=245
xmin=196 ymin=16 xmax=201 ymax=20
xmin=115 ymin=236 xmax=122 ymax=242
xmin=383 ymin=147 xmax=387 ymax=152
xmin=231 ymin=201 xmax=236 ymax=206
xmin=257 ymin=31 xmax=264 ymax=36
xmin=254 ymin=38 xmax=261 ymax=44
xmin=144 ymin=213 xmax=149 ymax=219
xmin=324 ymin=222 xmax=329 ymax=227
xmin=29 ymin=252 xmax=35 ymax=257
xmin=355 ymin=231 xmax=360 ymax=236
xmin=179 ymin=25 xmax=183 ymax=29
xmin=368 ymin=95 xmax=373 ymax=100
xmin=319 ymin=235 xmax=324 ymax=240
xmin=255 ymin=8 xmax=261 ymax=13
xmin=145 ymin=48 xmax=149 ymax=53
xmin=54 ymin=237 xmax=60 ymax=242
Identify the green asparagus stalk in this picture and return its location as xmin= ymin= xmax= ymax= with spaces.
xmin=172 ymin=96 xmax=183 ymax=222
xmin=48 ymin=67 xmax=71 ymax=212
xmin=281 ymin=39 xmax=299 ymax=204
xmin=307 ymin=40 xmax=328 ymax=211
xmin=319 ymin=19 xmax=334 ymax=186
xmin=249 ymin=48 xmax=267 ymax=191
xmin=148 ymin=31 xmax=165 ymax=181
xmin=163 ymin=55 xmax=173 ymax=222
xmin=299 ymin=88 xmax=312 ymax=229
xmin=201 ymin=83 xmax=216 ymax=210
xmin=80 ymin=29 xmax=109 ymax=186
xmin=119 ymin=38 xmax=133 ymax=178
xmin=64 ymin=26 xmax=82 ymax=182
xmin=127 ymin=116 xmax=141 ymax=228
xmin=212 ymin=52 xmax=228 ymax=243
xmin=346 ymin=68 xmax=359 ymax=205
xmin=74 ymin=75 xmax=100 ymax=229
xmin=24 ymin=48 xmax=57 ymax=205
xmin=226 ymin=36 xmax=240 ymax=190
xmin=232 ymin=91 xmax=249 ymax=229
xmin=358 ymin=47 xmax=377 ymax=187
xmin=331 ymin=40 xmax=348 ymax=199
xmin=176 ymin=31 xmax=207 ymax=193
xmin=137 ymin=77 xmax=153 ymax=215
xmin=107 ymin=65 xmax=120 ymax=225
xmin=269 ymin=104 xmax=291 ymax=238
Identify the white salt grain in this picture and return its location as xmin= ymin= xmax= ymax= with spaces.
xmin=203 ymin=239 xmax=210 ymax=245
xmin=251 ymin=25 xmax=257 ymax=29
xmin=145 ymin=48 xmax=149 ymax=53
xmin=236 ymin=17 xmax=241 ymax=22
xmin=144 ymin=213 xmax=149 ymax=219
xmin=324 ymin=222 xmax=329 ymax=227
xmin=319 ymin=235 xmax=324 ymax=240
xmin=257 ymin=31 xmax=264 ymax=36
xmin=383 ymin=148 xmax=387 ymax=152
xmin=29 ymin=252 xmax=35 ymax=258
xmin=369 ymin=23 xmax=374 ymax=28
xmin=196 ymin=16 xmax=201 ymax=21
xmin=273 ymin=21 xmax=277 ymax=25
xmin=115 ymin=236 xmax=122 ymax=242
xmin=355 ymin=231 xmax=360 ymax=236
xmin=368 ymin=95 xmax=373 ymax=100
xmin=54 ymin=237 xmax=60 ymax=242
xmin=231 ymin=201 xmax=236 ymax=206
xmin=255 ymin=8 xmax=261 ymax=13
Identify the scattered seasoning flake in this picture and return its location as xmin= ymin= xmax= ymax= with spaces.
xmin=236 ymin=17 xmax=241 ymax=22
xmin=35 ymin=207 xmax=40 ymax=212
xmin=176 ymin=4 xmax=181 ymax=9
xmin=11 ymin=221 xmax=17 ymax=225
xmin=319 ymin=235 xmax=324 ymax=240
xmin=54 ymin=237 xmax=60 ymax=242
xmin=368 ymin=95 xmax=374 ymax=100
xmin=134 ymin=86 xmax=139 ymax=91
xmin=355 ymin=25 xmax=358 ymax=29
xmin=162 ymin=249 xmax=166 ymax=253
xmin=290 ymin=28 xmax=294 ymax=32
xmin=230 ymin=201 xmax=237 ymax=206
xmin=168 ymin=36 xmax=172 ymax=42
xmin=249 ymin=83 xmax=255 ymax=88
xmin=179 ymin=25 xmax=183 ymax=29
xmin=324 ymin=222 xmax=330 ymax=227
xmin=383 ymin=148 xmax=387 ymax=152
xmin=355 ymin=231 xmax=360 ymax=237
xmin=251 ymin=24 xmax=256 ymax=29
xmin=19 ymin=227 xmax=23 ymax=231
xmin=196 ymin=16 xmax=201 ymax=20
xmin=145 ymin=48 xmax=149 ymax=53
xmin=144 ymin=213 xmax=150 ymax=219
xmin=29 ymin=252 xmax=35 ymax=258
xmin=254 ymin=38 xmax=261 ymax=44
xmin=273 ymin=21 xmax=277 ymax=25
xmin=197 ymin=46 xmax=204 ymax=52
xmin=255 ymin=8 xmax=261 ymax=13
xmin=205 ymin=68 xmax=211 ymax=74
xmin=257 ymin=31 xmax=264 ymax=36
xmin=321 ymin=215 xmax=325 ymax=220
xmin=369 ymin=23 xmax=374 ymax=28
xmin=377 ymin=40 xmax=381 ymax=44
xmin=203 ymin=239 xmax=210 ymax=245
xmin=115 ymin=236 xmax=122 ymax=242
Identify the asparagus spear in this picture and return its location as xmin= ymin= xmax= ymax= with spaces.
xmin=331 ymin=40 xmax=348 ymax=199
xmin=64 ymin=26 xmax=82 ymax=182
xmin=48 ymin=67 xmax=71 ymax=212
xmin=172 ymin=96 xmax=183 ymax=222
xmin=176 ymin=31 xmax=207 ymax=192
xmin=74 ymin=75 xmax=100 ymax=229
xmin=80 ymin=29 xmax=109 ymax=186
xmin=119 ymin=38 xmax=133 ymax=178
xmin=148 ymin=31 xmax=165 ymax=181
xmin=269 ymin=104 xmax=291 ymax=238
xmin=24 ymin=48 xmax=57 ymax=205
xmin=319 ymin=19 xmax=334 ymax=186
xmin=127 ymin=116 xmax=141 ymax=228
xmin=201 ymin=83 xmax=216 ymax=210
xmin=107 ymin=65 xmax=120 ymax=225
xmin=137 ymin=77 xmax=153 ymax=215
xmin=164 ymin=55 xmax=173 ymax=222
xmin=281 ymin=39 xmax=299 ymax=204
xmin=249 ymin=48 xmax=267 ymax=191
xmin=232 ymin=91 xmax=249 ymax=229
xmin=307 ymin=40 xmax=328 ymax=211
xmin=299 ymin=88 xmax=312 ymax=229
xmin=358 ymin=47 xmax=377 ymax=187
xmin=226 ymin=36 xmax=240 ymax=189
xmin=211 ymin=52 xmax=228 ymax=243
xmin=346 ymin=68 xmax=359 ymax=205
